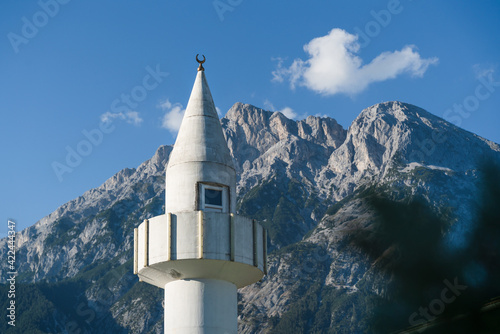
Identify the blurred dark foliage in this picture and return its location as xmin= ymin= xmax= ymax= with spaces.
xmin=353 ymin=161 xmax=500 ymax=333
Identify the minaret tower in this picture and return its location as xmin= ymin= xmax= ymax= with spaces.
xmin=134 ymin=55 xmax=267 ymax=334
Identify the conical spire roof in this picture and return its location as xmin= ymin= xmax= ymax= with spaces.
xmin=167 ymin=63 xmax=234 ymax=171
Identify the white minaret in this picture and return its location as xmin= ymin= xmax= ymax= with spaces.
xmin=134 ymin=55 xmax=267 ymax=334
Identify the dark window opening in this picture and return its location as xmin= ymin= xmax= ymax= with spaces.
xmin=205 ymin=189 xmax=222 ymax=207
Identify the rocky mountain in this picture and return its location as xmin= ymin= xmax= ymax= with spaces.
xmin=1 ymin=101 xmax=499 ymax=333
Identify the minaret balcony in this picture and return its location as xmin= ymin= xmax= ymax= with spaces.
xmin=134 ymin=211 xmax=267 ymax=289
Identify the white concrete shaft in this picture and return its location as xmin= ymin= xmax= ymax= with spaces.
xmin=164 ymin=279 xmax=237 ymax=334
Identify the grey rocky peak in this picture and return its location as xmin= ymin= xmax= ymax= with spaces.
xmin=1 ymin=101 xmax=499 ymax=333
xmin=223 ymin=102 xmax=346 ymax=195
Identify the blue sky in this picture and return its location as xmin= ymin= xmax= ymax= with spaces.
xmin=1 ymin=0 xmax=500 ymax=234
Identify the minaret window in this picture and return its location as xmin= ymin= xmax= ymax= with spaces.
xmin=199 ymin=183 xmax=228 ymax=212
xmin=205 ymin=188 xmax=222 ymax=207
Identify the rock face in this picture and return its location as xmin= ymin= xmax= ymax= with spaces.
xmin=1 ymin=101 xmax=499 ymax=333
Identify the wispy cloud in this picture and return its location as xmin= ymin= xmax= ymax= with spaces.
xmin=263 ymin=99 xmax=298 ymax=119
xmin=159 ymin=99 xmax=185 ymax=134
xmin=216 ymin=106 xmax=223 ymax=117
xmin=472 ymin=63 xmax=497 ymax=80
xmin=272 ymin=28 xmax=438 ymax=96
xmin=278 ymin=106 xmax=297 ymax=119
xmin=263 ymin=99 xmax=275 ymax=111
xmin=100 ymin=111 xmax=143 ymax=126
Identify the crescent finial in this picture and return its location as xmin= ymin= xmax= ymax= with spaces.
xmin=196 ymin=54 xmax=205 ymax=71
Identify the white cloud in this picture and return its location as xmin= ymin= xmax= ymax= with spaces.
xmin=279 ymin=107 xmax=298 ymax=119
xmin=100 ymin=111 xmax=143 ymax=126
xmin=159 ymin=99 xmax=185 ymax=134
xmin=125 ymin=111 xmax=143 ymax=125
xmin=272 ymin=28 xmax=438 ymax=96
xmin=159 ymin=99 xmax=173 ymax=110
xmin=263 ymin=99 xmax=276 ymax=111
xmin=472 ymin=64 xmax=496 ymax=79
xmin=216 ymin=106 xmax=222 ymax=117
xmin=263 ymin=99 xmax=298 ymax=119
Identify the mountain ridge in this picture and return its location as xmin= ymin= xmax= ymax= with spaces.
xmin=1 ymin=100 xmax=499 ymax=333
xmin=3 ymin=100 xmax=499 ymax=281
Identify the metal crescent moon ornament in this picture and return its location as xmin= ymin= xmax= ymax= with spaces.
xmin=196 ymin=54 xmax=205 ymax=71
xmin=196 ymin=54 xmax=206 ymax=64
